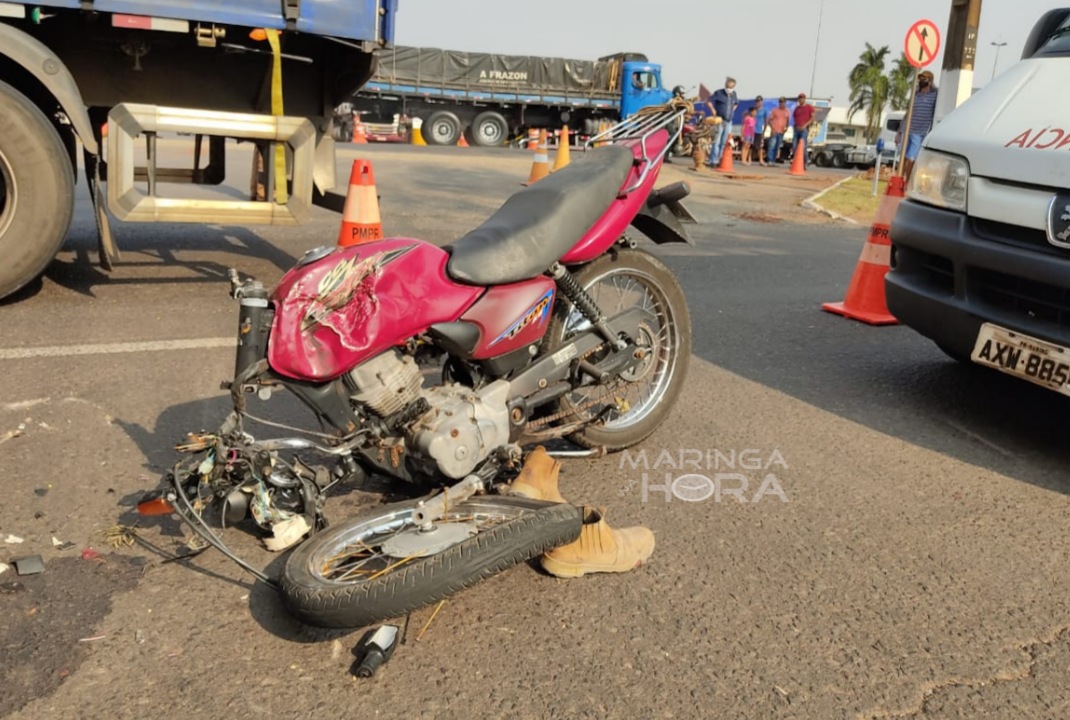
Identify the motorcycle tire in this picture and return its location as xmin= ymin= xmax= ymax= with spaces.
xmin=542 ymin=248 xmax=692 ymax=451
xmin=279 ymin=496 xmax=582 ymax=629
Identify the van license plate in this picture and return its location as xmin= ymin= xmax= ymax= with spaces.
xmin=970 ymin=323 xmax=1070 ymax=396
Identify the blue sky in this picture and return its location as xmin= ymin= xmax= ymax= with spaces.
xmin=394 ymin=0 xmax=1062 ymax=107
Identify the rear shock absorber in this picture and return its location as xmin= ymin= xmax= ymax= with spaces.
xmin=549 ymin=263 xmax=626 ymax=350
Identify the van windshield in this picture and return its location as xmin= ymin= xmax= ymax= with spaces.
xmin=1037 ymin=19 xmax=1070 ymax=56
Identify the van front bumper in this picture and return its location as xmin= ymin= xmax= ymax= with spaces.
xmin=886 ymin=199 xmax=1070 ymax=358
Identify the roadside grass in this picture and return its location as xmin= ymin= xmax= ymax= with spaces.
xmin=815 ymin=177 xmax=888 ymax=223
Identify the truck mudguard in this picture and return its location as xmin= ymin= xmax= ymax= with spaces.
xmin=0 ymin=23 xmax=97 ymax=155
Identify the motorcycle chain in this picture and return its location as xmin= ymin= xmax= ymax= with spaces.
xmin=522 ymin=341 xmax=631 ymax=431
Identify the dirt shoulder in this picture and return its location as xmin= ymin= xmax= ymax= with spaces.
xmin=660 ymin=160 xmax=852 ymax=225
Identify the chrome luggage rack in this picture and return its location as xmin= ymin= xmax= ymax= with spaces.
xmin=583 ymin=104 xmax=688 ymax=193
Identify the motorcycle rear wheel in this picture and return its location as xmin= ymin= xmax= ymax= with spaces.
xmin=543 ymin=247 xmax=692 ymax=451
xmin=279 ymin=496 xmax=582 ymax=629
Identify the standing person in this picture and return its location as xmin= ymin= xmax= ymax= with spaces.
xmin=766 ymin=97 xmax=790 ymax=165
xmin=707 ymin=76 xmax=738 ymax=167
xmin=791 ymin=93 xmax=815 ymax=169
xmin=753 ymin=95 xmax=769 ymax=165
xmin=897 ymin=70 xmax=938 ymax=182
xmin=741 ymin=107 xmax=757 ymax=165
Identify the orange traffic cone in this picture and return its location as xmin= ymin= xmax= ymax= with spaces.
xmin=457 ymin=133 xmax=469 ymax=148
xmin=522 ymin=129 xmax=550 ymax=186
xmin=527 ymin=128 xmax=539 ymax=152
xmin=820 ymin=176 xmax=905 ymax=325
xmin=351 ymin=113 xmax=368 ymax=145
xmin=337 ymin=159 xmax=382 ymax=247
xmin=788 ymin=135 xmax=806 ymax=176
xmin=552 ymin=125 xmax=571 ymax=172
xmin=716 ymin=134 xmax=735 ymax=173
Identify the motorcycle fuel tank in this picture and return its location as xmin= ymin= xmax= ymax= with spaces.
xmin=269 ymin=239 xmax=484 ymax=382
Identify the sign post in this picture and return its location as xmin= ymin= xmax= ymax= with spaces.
xmin=898 ymin=19 xmax=942 ymax=177
xmin=873 ymin=139 xmax=885 ymax=196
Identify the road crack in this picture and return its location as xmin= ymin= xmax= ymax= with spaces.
xmin=861 ymin=625 xmax=1070 ymax=719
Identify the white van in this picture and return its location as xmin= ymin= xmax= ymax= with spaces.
xmin=886 ymin=7 xmax=1070 ymax=397
xmin=879 ymin=111 xmax=905 ymax=160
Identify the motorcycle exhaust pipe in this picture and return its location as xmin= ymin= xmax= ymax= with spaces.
xmin=647 ymin=181 xmax=690 ymax=208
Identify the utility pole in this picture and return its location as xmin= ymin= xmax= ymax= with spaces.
xmin=935 ymin=0 xmax=982 ymax=123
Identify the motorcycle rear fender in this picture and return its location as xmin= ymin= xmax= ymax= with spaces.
xmin=630 ymin=181 xmax=697 ymax=245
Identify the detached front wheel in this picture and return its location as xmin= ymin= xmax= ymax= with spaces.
xmin=279 ymin=496 xmax=582 ymax=629
xmin=0 ymin=80 xmax=75 ymax=300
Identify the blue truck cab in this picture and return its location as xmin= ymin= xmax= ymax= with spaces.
xmin=620 ymin=61 xmax=672 ymax=119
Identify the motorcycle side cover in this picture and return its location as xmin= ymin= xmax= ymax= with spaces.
xmin=269 ymin=239 xmax=484 ymax=382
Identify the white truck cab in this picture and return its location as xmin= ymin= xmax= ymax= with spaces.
xmin=887 ymin=8 xmax=1070 ymax=398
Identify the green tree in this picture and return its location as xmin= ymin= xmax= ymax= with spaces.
xmin=847 ymin=43 xmax=891 ymax=143
xmin=888 ymin=53 xmax=915 ymax=111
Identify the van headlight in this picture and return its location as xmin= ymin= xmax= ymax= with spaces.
xmin=907 ymin=150 xmax=969 ymax=212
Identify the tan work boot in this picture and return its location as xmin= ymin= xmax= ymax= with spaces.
xmin=507 ymin=446 xmax=566 ymax=504
xmin=540 ymin=507 xmax=655 ymax=578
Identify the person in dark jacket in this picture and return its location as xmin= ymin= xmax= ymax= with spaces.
xmin=707 ymin=76 xmax=737 ymax=167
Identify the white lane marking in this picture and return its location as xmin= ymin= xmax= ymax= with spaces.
xmin=2 ymin=397 xmax=52 ymax=411
xmin=0 ymin=337 xmax=237 ymax=360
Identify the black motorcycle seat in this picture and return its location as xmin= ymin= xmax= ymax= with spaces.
xmin=446 ymin=145 xmax=635 ymax=286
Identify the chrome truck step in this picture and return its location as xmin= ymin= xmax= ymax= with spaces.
xmin=106 ymin=103 xmax=318 ymax=225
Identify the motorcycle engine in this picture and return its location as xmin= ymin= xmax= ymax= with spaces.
xmin=409 ymin=380 xmax=512 ymax=479
xmin=346 ymin=350 xmax=513 ymax=479
xmin=346 ymin=348 xmax=423 ymax=416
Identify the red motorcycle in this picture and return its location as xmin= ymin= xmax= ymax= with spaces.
xmin=139 ymin=107 xmax=696 ymax=629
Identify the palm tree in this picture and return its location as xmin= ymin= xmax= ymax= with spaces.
xmin=888 ymin=53 xmax=915 ymax=111
xmin=847 ymin=43 xmax=891 ymax=143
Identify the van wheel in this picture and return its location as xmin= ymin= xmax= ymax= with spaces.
xmin=0 ymin=80 xmax=75 ymax=300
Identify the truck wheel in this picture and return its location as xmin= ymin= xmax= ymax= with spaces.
xmin=831 ymin=154 xmax=847 ymax=169
xmin=0 ymin=81 xmax=75 ymax=300
xmin=424 ymin=111 xmax=462 ymax=146
xmin=470 ymin=111 xmax=509 ymax=147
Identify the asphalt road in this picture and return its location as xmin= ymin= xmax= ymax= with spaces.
xmin=2 ymin=142 xmax=1069 ymax=720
